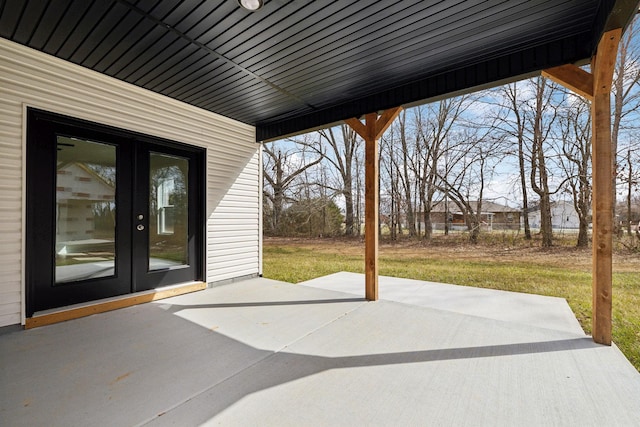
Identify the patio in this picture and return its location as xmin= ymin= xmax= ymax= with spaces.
xmin=2 ymin=275 xmax=640 ymax=426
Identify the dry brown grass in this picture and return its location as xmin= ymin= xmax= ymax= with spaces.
xmin=266 ymin=234 xmax=640 ymax=271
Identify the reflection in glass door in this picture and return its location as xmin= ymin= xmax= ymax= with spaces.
xmin=27 ymin=109 xmax=203 ymax=316
xmin=149 ymin=153 xmax=189 ymax=271
xmin=55 ymin=137 xmax=117 ymax=283
xmin=132 ymin=143 xmax=202 ymax=291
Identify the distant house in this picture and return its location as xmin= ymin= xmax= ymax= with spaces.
xmin=527 ymin=200 xmax=581 ymax=230
xmin=413 ymin=200 xmax=521 ymax=231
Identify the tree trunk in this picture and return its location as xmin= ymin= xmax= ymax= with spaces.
xmin=627 ymin=149 xmax=633 ymax=236
xmin=444 ymin=197 xmax=450 ymax=235
xmin=314 ymin=126 xmax=359 ymax=237
xmin=399 ymin=111 xmax=417 ymax=236
xmin=470 ymin=172 xmax=485 ymax=245
xmin=344 ymin=174 xmax=354 ymax=236
xmin=469 ymin=218 xmax=480 ymax=244
xmin=423 ymin=208 xmax=432 ymax=239
xmin=529 ymin=78 xmax=554 ymax=247
xmin=518 ymin=134 xmax=532 ymax=240
xmin=577 ymin=217 xmax=589 ymax=247
xmin=539 ymin=194 xmax=553 ymax=247
xmin=511 ymin=84 xmax=532 ymax=240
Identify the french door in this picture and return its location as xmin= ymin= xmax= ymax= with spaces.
xmin=26 ymin=109 xmax=204 ymax=316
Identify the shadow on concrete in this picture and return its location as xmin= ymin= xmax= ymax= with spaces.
xmin=0 ymin=295 xmax=615 ymax=426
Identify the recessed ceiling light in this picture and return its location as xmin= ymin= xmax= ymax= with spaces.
xmin=238 ymin=0 xmax=263 ymax=11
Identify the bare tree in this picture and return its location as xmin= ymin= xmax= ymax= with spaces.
xmin=380 ymin=125 xmax=396 ymax=239
xmin=613 ymin=17 xmax=640 ymax=228
xmin=312 ymin=125 xmax=361 ymax=236
xmin=494 ymin=83 xmax=534 ymax=239
xmin=527 ymin=77 xmax=563 ymax=247
xmin=414 ymin=97 xmax=471 ymax=240
xmin=262 ymin=139 xmax=322 ymax=235
xmin=379 ymin=109 xmax=427 ymax=238
xmin=437 ymin=127 xmax=504 ymax=243
xmin=558 ymin=96 xmax=592 ymax=247
xmin=618 ymin=143 xmax=640 ymax=236
xmin=354 ymin=154 xmax=363 ymax=236
xmin=396 ymin=110 xmax=418 ymax=236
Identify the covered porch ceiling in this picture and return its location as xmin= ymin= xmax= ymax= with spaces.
xmin=1 ymin=0 xmax=638 ymax=142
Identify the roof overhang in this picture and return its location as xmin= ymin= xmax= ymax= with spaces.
xmin=1 ymin=0 xmax=639 ymax=142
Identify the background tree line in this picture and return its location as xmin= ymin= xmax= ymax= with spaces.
xmin=263 ymin=18 xmax=640 ymax=247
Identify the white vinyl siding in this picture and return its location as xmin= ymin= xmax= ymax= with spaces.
xmin=0 ymin=38 xmax=261 ymax=327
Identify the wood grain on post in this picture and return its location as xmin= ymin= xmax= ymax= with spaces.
xmin=591 ymin=28 xmax=620 ymax=346
xmin=345 ymin=107 xmax=402 ymax=301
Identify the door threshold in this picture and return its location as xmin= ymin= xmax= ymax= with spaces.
xmin=25 ymin=281 xmax=207 ymax=329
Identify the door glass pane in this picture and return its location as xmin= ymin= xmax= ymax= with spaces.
xmin=149 ymin=153 xmax=189 ymax=270
xmin=55 ymin=136 xmax=116 ymax=284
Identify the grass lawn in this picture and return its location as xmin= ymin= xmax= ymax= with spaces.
xmin=263 ymin=235 xmax=640 ymax=372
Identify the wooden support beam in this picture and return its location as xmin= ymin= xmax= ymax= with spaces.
xmin=344 ymin=117 xmax=368 ymax=140
xmin=374 ymin=107 xmax=403 ymax=139
xmin=591 ymin=28 xmax=621 ymax=346
xmin=345 ymin=107 xmax=402 ymax=301
xmin=541 ymin=64 xmax=594 ymax=100
xmin=363 ymin=112 xmax=380 ymax=301
xmin=544 ymin=31 xmax=621 ymax=346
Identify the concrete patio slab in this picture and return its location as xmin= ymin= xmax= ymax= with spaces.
xmin=1 ymin=276 xmax=639 ymax=426
xmin=157 ymin=301 xmax=640 ymax=427
xmin=153 ymin=277 xmax=365 ymax=352
xmin=300 ymin=272 xmax=585 ymax=335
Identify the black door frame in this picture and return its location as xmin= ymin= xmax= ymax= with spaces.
xmin=25 ymin=109 xmax=204 ymax=316
xmin=132 ymin=140 xmax=204 ymax=291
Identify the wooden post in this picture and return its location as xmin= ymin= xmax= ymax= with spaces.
xmin=363 ymin=113 xmax=379 ymax=301
xmin=345 ymin=107 xmax=402 ymax=300
xmin=542 ymin=29 xmax=621 ymax=346
xmin=591 ymin=28 xmax=620 ymax=345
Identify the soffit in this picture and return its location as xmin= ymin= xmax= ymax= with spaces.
xmin=1 ymin=0 xmax=638 ymax=141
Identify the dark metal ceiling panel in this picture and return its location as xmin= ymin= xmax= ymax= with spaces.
xmin=162 ymin=58 xmax=225 ymax=98
xmin=199 ymin=1 xmax=314 ymax=56
xmin=224 ymin=1 xmax=353 ymax=67
xmin=82 ymin=8 xmax=146 ymax=68
xmin=55 ymin=1 xmax=114 ymax=60
xmin=91 ymin=17 xmax=158 ymax=73
xmin=41 ymin=0 xmax=95 ymax=56
xmin=0 ymin=0 xmax=25 ymax=39
xmin=65 ymin=2 xmax=129 ymax=64
xmin=124 ymin=36 xmax=193 ymax=83
xmin=21 ymin=0 xmax=69 ymax=49
xmin=109 ymin=26 xmax=172 ymax=78
xmin=7 ymin=0 xmax=45 ymax=43
xmin=145 ymin=50 xmax=211 ymax=92
xmin=260 ymin=1 xmax=591 ymax=97
xmin=1 ymin=0 xmax=638 ymax=141
xmin=134 ymin=42 xmax=200 ymax=87
xmin=247 ymin=1 xmax=460 ymax=79
xmin=284 ymin=5 xmax=597 ymax=108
